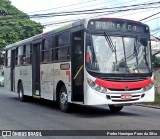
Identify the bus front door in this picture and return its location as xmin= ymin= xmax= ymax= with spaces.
xmin=71 ymin=30 xmax=84 ymax=102
xmin=32 ymin=43 xmax=41 ymax=97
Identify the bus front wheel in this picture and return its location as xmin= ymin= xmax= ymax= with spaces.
xmin=59 ymin=85 xmax=70 ymax=112
xmin=108 ymin=105 xmax=123 ymax=113
xmin=18 ymin=82 xmax=26 ymax=102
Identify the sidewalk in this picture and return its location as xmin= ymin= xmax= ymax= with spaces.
xmin=135 ymin=103 xmax=160 ymax=109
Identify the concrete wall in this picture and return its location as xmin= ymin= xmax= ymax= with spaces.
xmin=154 ymin=68 xmax=160 ymax=94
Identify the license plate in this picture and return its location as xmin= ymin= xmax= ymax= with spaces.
xmin=121 ymin=94 xmax=132 ymax=99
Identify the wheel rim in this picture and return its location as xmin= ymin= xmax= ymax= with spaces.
xmin=60 ymin=92 xmax=67 ymax=108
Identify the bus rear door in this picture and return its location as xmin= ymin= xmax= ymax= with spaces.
xmin=32 ymin=42 xmax=41 ymax=97
xmin=11 ymin=49 xmax=16 ymax=91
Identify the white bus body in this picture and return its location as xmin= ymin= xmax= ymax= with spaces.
xmin=4 ymin=18 xmax=155 ymax=112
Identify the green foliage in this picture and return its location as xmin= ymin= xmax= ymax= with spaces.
xmin=154 ymin=94 xmax=160 ymax=104
xmin=152 ymin=55 xmax=160 ymax=68
xmin=0 ymin=0 xmax=44 ymax=50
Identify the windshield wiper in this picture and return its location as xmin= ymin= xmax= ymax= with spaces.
xmin=134 ymin=38 xmax=139 ymax=69
xmin=104 ymin=32 xmax=117 ymax=63
xmin=104 ymin=32 xmax=115 ymax=52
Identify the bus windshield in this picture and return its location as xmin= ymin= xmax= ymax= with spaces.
xmin=86 ymin=34 xmax=151 ymax=74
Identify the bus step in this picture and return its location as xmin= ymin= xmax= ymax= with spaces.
xmin=71 ymin=101 xmax=83 ymax=105
xmin=33 ymin=95 xmax=41 ymax=99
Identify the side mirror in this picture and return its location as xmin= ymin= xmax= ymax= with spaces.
xmin=140 ymin=38 xmax=147 ymax=46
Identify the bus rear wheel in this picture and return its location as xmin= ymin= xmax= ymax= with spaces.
xmin=59 ymin=85 xmax=71 ymax=112
xmin=18 ymin=82 xmax=26 ymax=102
xmin=108 ymin=105 xmax=123 ymax=113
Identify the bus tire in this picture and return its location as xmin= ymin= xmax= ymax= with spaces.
xmin=59 ymin=85 xmax=70 ymax=112
xmin=18 ymin=82 xmax=26 ymax=102
xmin=108 ymin=105 xmax=123 ymax=113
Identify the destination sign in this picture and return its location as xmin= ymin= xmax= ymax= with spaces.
xmin=87 ymin=19 xmax=149 ymax=33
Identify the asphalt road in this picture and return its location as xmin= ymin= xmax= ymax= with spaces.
xmin=0 ymin=87 xmax=160 ymax=139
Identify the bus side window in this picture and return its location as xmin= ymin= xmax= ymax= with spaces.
xmin=52 ymin=36 xmax=56 ymax=61
xmin=5 ymin=50 xmax=11 ymax=67
xmin=15 ymin=47 xmax=18 ymax=65
xmin=55 ymin=35 xmax=58 ymax=61
xmin=41 ymin=37 xmax=52 ymax=63
xmin=56 ymin=31 xmax=70 ymax=61
xmin=5 ymin=50 xmax=8 ymax=67
xmin=22 ymin=45 xmax=26 ymax=65
xmin=26 ymin=44 xmax=31 ymax=64
xmin=18 ymin=46 xmax=23 ymax=65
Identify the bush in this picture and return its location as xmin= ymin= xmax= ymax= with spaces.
xmin=152 ymin=56 xmax=160 ymax=68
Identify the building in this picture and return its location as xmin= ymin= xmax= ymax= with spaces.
xmin=151 ymin=35 xmax=160 ymax=56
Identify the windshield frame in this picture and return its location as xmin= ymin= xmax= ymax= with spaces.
xmin=85 ymin=31 xmax=152 ymax=77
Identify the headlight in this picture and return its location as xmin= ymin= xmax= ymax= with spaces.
xmin=87 ymin=78 xmax=107 ymax=93
xmin=87 ymin=78 xmax=96 ymax=87
xmin=102 ymin=88 xmax=107 ymax=93
xmin=95 ymin=85 xmax=101 ymax=91
xmin=143 ymin=83 xmax=153 ymax=91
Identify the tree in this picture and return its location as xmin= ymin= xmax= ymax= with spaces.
xmin=152 ymin=52 xmax=160 ymax=68
xmin=0 ymin=0 xmax=44 ymax=50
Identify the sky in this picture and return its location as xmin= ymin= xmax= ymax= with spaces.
xmin=10 ymin=0 xmax=160 ymax=37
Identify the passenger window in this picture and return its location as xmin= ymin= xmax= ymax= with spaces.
xmin=41 ymin=37 xmax=53 ymax=63
xmin=26 ymin=44 xmax=31 ymax=64
xmin=55 ymin=31 xmax=70 ymax=61
xmin=5 ymin=50 xmax=11 ymax=67
xmin=18 ymin=46 xmax=23 ymax=65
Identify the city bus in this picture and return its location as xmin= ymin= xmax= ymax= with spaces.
xmin=4 ymin=18 xmax=155 ymax=112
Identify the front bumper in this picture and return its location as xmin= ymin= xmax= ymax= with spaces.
xmin=84 ymin=85 xmax=155 ymax=105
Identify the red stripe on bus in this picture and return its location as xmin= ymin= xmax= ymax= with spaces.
xmin=95 ymin=78 xmax=151 ymax=89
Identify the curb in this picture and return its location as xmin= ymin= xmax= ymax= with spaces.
xmin=135 ymin=104 xmax=160 ymax=109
